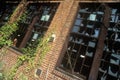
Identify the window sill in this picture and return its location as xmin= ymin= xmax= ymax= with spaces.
xmin=8 ymin=46 xmax=23 ymax=55
xmin=52 ymin=67 xmax=86 ymax=80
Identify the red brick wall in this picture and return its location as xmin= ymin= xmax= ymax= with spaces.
xmin=11 ymin=1 xmax=79 ymax=80
xmin=39 ymin=1 xmax=83 ymax=80
xmin=1 ymin=0 xmax=120 ymax=80
xmin=0 ymin=48 xmax=20 ymax=71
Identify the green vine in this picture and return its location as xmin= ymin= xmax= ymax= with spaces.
xmin=18 ymin=73 xmax=28 ymax=80
xmin=1 ymin=23 xmax=53 ymax=80
xmin=0 ymin=1 xmax=53 ymax=79
xmin=0 ymin=6 xmax=27 ymax=80
xmin=3 ymin=59 xmax=23 ymax=80
xmin=19 ymin=34 xmax=51 ymax=71
xmin=34 ymin=34 xmax=51 ymax=67
xmin=0 ymin=15 xmax=27 ymax=49
xmin=0 ymin=22 xmax=18 ymax=48
xmin=4 ymin=33 xmax=52 ymax=80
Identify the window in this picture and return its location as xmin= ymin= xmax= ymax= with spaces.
xmin=11 ymin=3 xmax=59 ymax=48
xmin=59 ymin=3 xmax=104 ymax=79
xmin=97 ymin=3 xmax=120 ymax=80
xmin=0 ymin=3 xmax=18 ymax=27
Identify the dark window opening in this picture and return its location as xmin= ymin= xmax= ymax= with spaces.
xmin=97 ymin=3 xmax=120 ymax=80
xmin=11 ymin=3 xmax=59 ymax=48
xmin=0 ymin=3 xmax=18 ymax=27
xmin=59 ymin=3 xmax=104 ymax=79
xmin=11 ymin=23 xmax=28 ymax=47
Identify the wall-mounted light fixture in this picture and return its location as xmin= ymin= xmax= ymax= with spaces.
xmin=49 ymin=33 xmax=56 ymax=42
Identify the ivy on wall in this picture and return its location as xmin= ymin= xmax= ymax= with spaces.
xmin=0 ymin=0 xmax=54 ymax=79
xmin=3 ymin=33 xmax=52 ymax=80
xmin=0 ymin=22 xmax=18 ymax=48
xmin=0 ymin=0 xmax=27 ymax=48
xmin=0 ymin=1 xmax=28 ymax=79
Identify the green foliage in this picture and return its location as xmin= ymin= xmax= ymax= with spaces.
xmin=0 ymin=73 xmax=3 ymax=80
xmin=16 ymin=34 xmax=51 ymax=72
xmin=0 ymin=2 xmax=52 ymax=79
xmin=1 ymin=30 xmax=52 ymax=80
xmin=34 ymin=34 xmax=51 ymax=66
xmin=18 ymin=73 xmax=28 ymax=80
xmin=4 ymin=59 xmax=23 ymax=80
xmin=4 ymin=44 xmax=34 ymax=80
xmin=0 ymin=7 xmax=28 ymax=80
xmin=21 ymin=41 xmax=39 ymax=69
xmin=19 ymin=11 xmax=28 ymax=23
xmin=4 ymin=42 xmax=37 ymax=80
xmin=0 ymin=9 xmax=27 ymax=48
xmin=0 ymin=22 xmax=18 ymax=48
xmin=0 ymin=61 xmax=4 ymax=70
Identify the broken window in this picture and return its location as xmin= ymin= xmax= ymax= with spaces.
xmin=0 ymin=3 xmax=18 ymax=27
xmin=97 ymin=3 xmax=120 ymax=80
xmin=59 ymin=3 xmax=104 ymax=79
xmin=11 ymin=3 xmax=59 ymax=48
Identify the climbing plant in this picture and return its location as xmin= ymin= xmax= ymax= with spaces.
xmin=0 ymin=3 xmax=27 ymax=48
xmin=34 ymin=34 xmax=51 ymax=67
xmin=18 ymin=73 xmax=28 ymax=80
xmin=0 ymin=22 xmax=18 ymax=48
xmin=0 ymin=3 xmax=27 ymax=80
xmin=0 ymin=1 xmax=54 ymax=79
xmin=20 ymin=33 xmax=51 ymax=70
xmin=3 ymin=33 xmax=52 ymax=80
xmin=3 ymin=59 xmax=23 ymax=80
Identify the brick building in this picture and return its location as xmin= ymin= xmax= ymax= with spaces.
xmin=0 ymin=0 xmax=120 ymax=80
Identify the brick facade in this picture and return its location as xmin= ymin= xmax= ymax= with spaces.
xmin=1 ymin=0 xmax=120 ymax=80
xmin=39 ymin=1 xmax=80 ymax=80
xmin=0 ymin=48 xmax=20 ymax=72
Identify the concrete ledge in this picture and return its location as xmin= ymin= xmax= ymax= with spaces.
xmin=8 ymin=47 xmax=23 ymax=56
xmin=53 ymin=67 xmax=85 ymax=80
